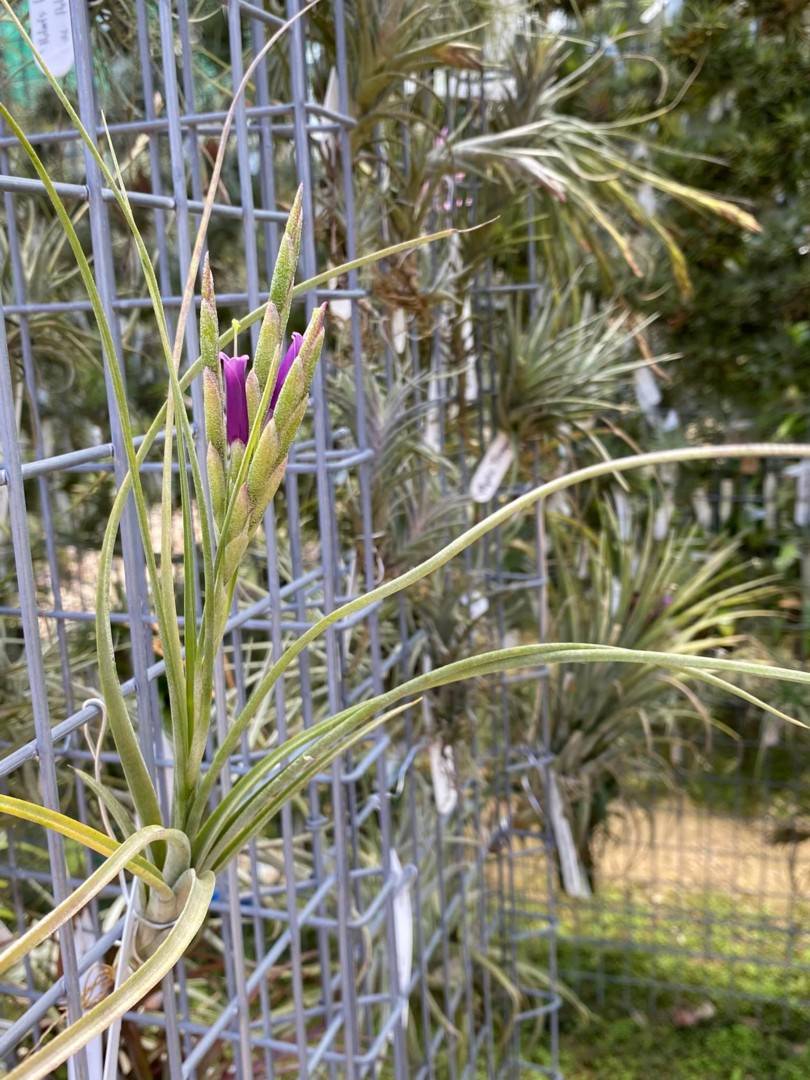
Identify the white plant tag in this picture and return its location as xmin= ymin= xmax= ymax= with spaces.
xmin=719 ymin=477 xmax=735 ymax=525
xmin=760 ymin=714 xmax=782 ymax=750
xmin=661 ymin=408 xmax=680 ymax=432
xmin=424 ymin=371 xmax=442 ymax=453
xmin=547 ymin=770 xmax=591 ymax=898
xmin=327 ymin=274 xmax=352 ymax=323
xmin=429 ymin=740 xmax=458 ymax=816
xmin=795 ymin=462 xmax=810 ymax=527
xmin=389 ymin=849 xmax=413 ymax=1029
xmin=610 ymin=575 xmax=622 ymax=617
xmin=654 ymin=491 xmax=674 ymax=540
xmin=634 ymin=365 xmax=661 ymax=418
xmin=461 ymin=589 xmax=489 ymax=621
xmin=73 ymin=910 xmax=104 ymax=1078
xmin=460 ymin=297 xmax=478 ymax=401
xmin=30 ymin=0 xmax=74 ymax=77
xmin=613 ymin=488 xmax=632 ymax=541
xmin=692 ymin=486 xmax=712 ymax=530
xmin=391 ymin=307 xmax=408 ymax=354
xmin=470 ymin=431 xmax=514 ymax=503
xmin=641 ymin=0 xmax=667 ymax=23
xmin=312 ymin=66 xmax=340 ymax=148
xmin=764 ymin=471 xmax=778 ymax=531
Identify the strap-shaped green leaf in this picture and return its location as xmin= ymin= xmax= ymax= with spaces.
xmin=193 ymin=441 xmax=810 ymax=813
xmin=198 ymin=700 xmax=415 ymax=870
xmin=72 ymin=769 xmax=136 ymax=841
xmin=3 ymin=870 xmax=214 ymax=1080
xmin=0 ymin=795 xmax=165 ymax=891
xmin=0 ymin=825 xmax=184 ymax=976
xmin=207 ymin=707 xmax=404 ymax=872
xmin=201 ymin=642 xmax=810 ymax=868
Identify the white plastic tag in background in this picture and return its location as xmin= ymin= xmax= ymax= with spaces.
xmin=424 ymin=371 xmax=442 ymax=454
xmin=327 ymin=274 xmax=352 ymax=323
xmin=634 ymin=366 xmax=661 ymax=419
xmin=30 ymin=0 xmax=74 ymax=78
xmin=661 ymin=408 xmax=680 ymax=432
xmin=460 ymin=297 xmax=478 ymax=401
xmin=546 ymin=770 xmax=591 ymax=898
xmin=692 ymin=486 xmax=712 ymax=530
xmin=392 ymin=307 xmax=408 ymax=355
xmin=312 ymin=66 xmax=340 ymax=150
xmin=461 ymin=590 xmax=489 ymax=621
xmin=654 ymin=490 xmax=674 ymax=540
xmin=719 ymin=477 xmax=735 ymax=525
xmin=389 ymin=849 xmax=413 ymax=1030
xmin=613 ymin=488 xmax=632 ymax=541
xmin=764 ymin=471 xmax=778 ymax=532
xmin=794 ymin=462 xmax=810 ymax=527
xmin=429 ymin=740 xmax=458 ymax=817
xmin=470 ymin=431 xmax=514 ymax=503
xmin=610 ymin=575 xmax=622 ymax=617
xmin=74 ymin=910 xmax=104 ymax=1077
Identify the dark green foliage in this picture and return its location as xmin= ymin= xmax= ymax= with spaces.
xmin=649 ymin=1 xmax=810 ymax=435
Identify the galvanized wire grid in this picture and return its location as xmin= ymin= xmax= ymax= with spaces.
xmin=4 ymin=3 xmax=807 ymax=1077
xmin=0 ymin=3 xmax=560 ymax=1078
xmin=512 ymin=472 xmax=810 ymax=1028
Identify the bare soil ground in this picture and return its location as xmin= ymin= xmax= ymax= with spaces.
xmin=592 ymin=797 xmax=810 ymax=912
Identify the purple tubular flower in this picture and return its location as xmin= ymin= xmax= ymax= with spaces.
xmin=270 ymin=333 xmax=304 ymax=412
xmin=220 ymin=352 xmax=250 ymax=445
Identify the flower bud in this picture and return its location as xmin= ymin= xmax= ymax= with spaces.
xmin=245 ymin=369 xmax=261 ymax=432
xmin=253 ymin=301 xmax=281 ymax=391
xmin=247 ymin=418 xmax=281 ymax=507
xmin=200 ymin=254 xmax=219 ymax=373
xmin=221 ymin=484 xmax=252 ymax=580
xmin=229 ymin=439 xmax=245 ymax=480
xmin=269 ymin=186 xmax=303 ymax=323
xmin=222 ymin=531 xmax=250 ymax=583
xmin=203 ymin=369 xmax=225 ymax=456
xmin=207 ymin=442 xmax=226 ymax=531
xmin=249 ymin=457 xmax=288 ymax=530
xmin=272 ymin=306 xmax=326 ymax=431
xmin=277 ymin=399 xmax=308 ymax=459
xmin=227 ymin=482 xmax=251 ymax=542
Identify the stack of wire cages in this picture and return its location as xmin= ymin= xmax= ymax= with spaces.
xmin=0 ymin=2 xmax=562 ymax=1078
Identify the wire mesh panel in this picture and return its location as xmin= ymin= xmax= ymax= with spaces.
xmin=0 ymin=2 xmax=561 ymax=1077
xmin=6 ymin=3 xmax=807 ymax=1077
xmin=505 ymin=466 xmax=810 ymax=1042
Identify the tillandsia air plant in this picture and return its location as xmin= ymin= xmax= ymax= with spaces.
xmin=3 ymin=9 xmax=810 ymax=1080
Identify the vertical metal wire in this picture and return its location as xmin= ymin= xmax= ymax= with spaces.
xmin=0 ymin=302 xmax=89 ymax=1080
xmin=286 ymin=2 xmax=359 ymax=1072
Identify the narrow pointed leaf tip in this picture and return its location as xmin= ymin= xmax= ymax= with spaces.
xmin=200 ymin=254 xmax=219 ymax=373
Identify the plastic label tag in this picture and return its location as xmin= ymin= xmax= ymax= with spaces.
xmin=30 ymin=0 xmax=74 ymax=78
xmin=429 ymin=740 xmax=458 ymax=816
xmin=470 ymin=431 xmax=514 ymax=503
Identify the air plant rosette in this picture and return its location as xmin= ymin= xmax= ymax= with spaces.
xmin=3 ymin=8 xmax=810 ymax=1080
